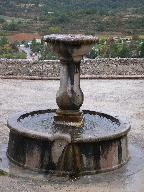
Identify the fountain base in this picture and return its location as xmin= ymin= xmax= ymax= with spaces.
xmin=7 ymin=109 xmax=130 ymax=176
xmin=54 ymin=109 xmax=83 ymax=127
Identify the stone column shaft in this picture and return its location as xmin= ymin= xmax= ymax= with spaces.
xmin=56 ymin=59 xmax=84 ymax=111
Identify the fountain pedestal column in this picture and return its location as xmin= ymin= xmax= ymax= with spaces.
xmin=55 ymin=59 xmax=84 ymax=126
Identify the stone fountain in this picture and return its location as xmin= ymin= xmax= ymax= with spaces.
xmin=7 ymin=34 xmax=130 ymax=176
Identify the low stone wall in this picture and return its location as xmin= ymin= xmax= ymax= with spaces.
xmin=0 ymin=58 xmax=144 ymax=79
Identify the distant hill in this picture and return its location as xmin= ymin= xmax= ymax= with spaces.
xmin=0 ymin=0 xmax=144 ymax=35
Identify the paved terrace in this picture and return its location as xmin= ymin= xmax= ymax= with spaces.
xmin=0 ymin=79 xmax=144 ymax=192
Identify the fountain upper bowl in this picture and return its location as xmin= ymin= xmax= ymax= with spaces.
xmin=43 ymin=34 xmax=99 ymax=61
xmin=43 ymin=34 xmax=98 ymax=44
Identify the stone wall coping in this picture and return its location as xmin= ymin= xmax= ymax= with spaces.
xmin=0 ymin=58 xmax=144 ymax=62
xmin=1 ymin=75 xmax=144 ymax=80
xmin=0 ymin=58 xmax=143 ymax=79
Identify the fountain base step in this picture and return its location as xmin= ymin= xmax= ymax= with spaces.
xmin=54 ymin=109 xmax=83 ymax=127
xmin=7 ymin=109 xmax=130 ymax=176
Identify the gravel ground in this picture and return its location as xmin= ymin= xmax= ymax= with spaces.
xmin=0 ymin=79 xmax=144 ymax=192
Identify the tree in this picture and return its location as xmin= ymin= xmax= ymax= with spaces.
xmin=0 ymin=37 xmax=26 ymax=59
xmin=2 ymin=20 xmax=19 ymax=31
xmin=30 ymin=39 xmax=42 ymax=53
xmin=0 ymin=16 xmax=5 ymax=23
xmin=118 ymin=42 xmax=130 ymax=58
xmin=109 ymin=41 xmax=119 ymax=58
xmin=139 ymin=42 xmax=144 ymax=58
xmin=99 ymin=44 xmax=109 ymax=57
xmin=48 ymin=26 xmax=61 ymax=34
xmin=39 ymin=45 xmax=57 ymax=60
xmin=0 ymin=37 xmax=9 ymax=46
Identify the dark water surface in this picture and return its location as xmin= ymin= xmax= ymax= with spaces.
xmin=18 ymin=111 xmax=124 ymax=140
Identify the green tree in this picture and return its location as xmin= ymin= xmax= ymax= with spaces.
xmin=0 ymin=37 xmax=9 ymax=46
xmin=48 ymin=26 xmax=61 ymax=34
xmin=0 ymin=16 xmax=5 ymax=23
xmin=2 ymin=20 xmax=19 ymax=31
xmin=0 ymin=37 xmax=26 ymax=59
xmin=30 ymin=39 xmax=42 ymax=53
xmin=109 ymin=41 xmax=119 ymax=58
xmin=118 ymin=42 xmax=130 ymax=58
xmin=139 ymin=42 xmax=144 ymax=58
xmin=99 ymin=44 xmax=109 ymax=57
xmin=15 ymin=52 xmax=26 ymax=59
xmin=40 ymin=45 xmax=57 ymax=60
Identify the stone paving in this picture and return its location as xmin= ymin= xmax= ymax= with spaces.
xmin=0 ymin=79 xmax=144 ymax=192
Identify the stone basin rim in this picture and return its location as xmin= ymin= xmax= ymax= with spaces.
xmin=43 ymin=34 xmax=99 ymax=44
xmin=7 ymin=109 xmax=131 ymax=143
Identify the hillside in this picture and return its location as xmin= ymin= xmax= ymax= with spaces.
xmin=0 ymin=0 xmax=144 ymax=35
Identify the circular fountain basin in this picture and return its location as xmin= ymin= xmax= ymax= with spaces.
xmin=7 ymin=109 xmax=130 ymax=176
